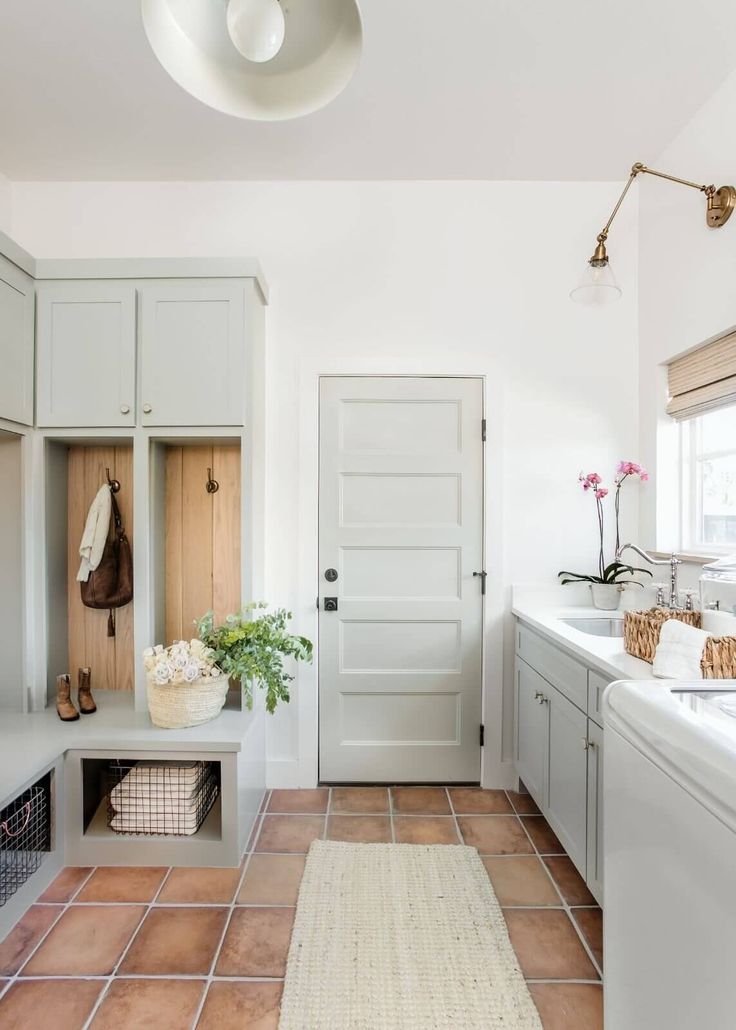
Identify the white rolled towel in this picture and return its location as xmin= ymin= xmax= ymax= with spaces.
xmin=653 ymin=618 xmax=712 ymax=680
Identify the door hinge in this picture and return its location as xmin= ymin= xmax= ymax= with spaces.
xmin=479 ymin=724 xmax=485 ymax=747
xmin=316 ymin=597 xmax=320 ymax=611
xmin=481 ymin=418 xmax=487 ymax=442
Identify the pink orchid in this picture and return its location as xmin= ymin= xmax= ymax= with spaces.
xmin=640 ymin=471 xmax=649 ymax=482
xmin=586 ymin=472 xmax=602 ymax=485
xmin=595 ymin=488 xmax=608 ymax=499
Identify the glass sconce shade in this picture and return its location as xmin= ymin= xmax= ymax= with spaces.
xmin=569 ymin=258 xmax=622 ymax=305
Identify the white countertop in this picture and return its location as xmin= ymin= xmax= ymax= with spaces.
xmin=511 ymin=599 xmax=655 ymax=682
xmin=0 ymin=691 xmax=251 ymax=809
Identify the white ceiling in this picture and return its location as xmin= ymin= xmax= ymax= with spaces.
xmin=2 ymin=0 xmax=736 ymax=181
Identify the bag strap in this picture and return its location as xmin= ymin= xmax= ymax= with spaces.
xmin=110 ymin=489 xmax=124 ymax=537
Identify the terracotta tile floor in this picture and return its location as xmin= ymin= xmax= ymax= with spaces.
xmin=0 ymin=786 xmax=602 ymax=1029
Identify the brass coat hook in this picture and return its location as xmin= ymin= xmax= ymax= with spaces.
xmin=106 ymin=467 xmax=121 ymax=493
xmin=206 ymin=467 xmax=219 ymax=494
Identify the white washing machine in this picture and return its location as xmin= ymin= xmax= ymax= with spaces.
xmin=603 ymin=679 xmax=736 ymax=1030
xmin=601 ymin=679 xmax=736 ymax=1025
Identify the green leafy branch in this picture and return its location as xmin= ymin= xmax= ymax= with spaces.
xmin=197 ymin=603 xmax=313 ymax=714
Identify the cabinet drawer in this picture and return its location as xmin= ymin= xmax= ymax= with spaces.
xmin=516 ymin=624 xmax=587 ymax=712
xmin=587 ymin=671 xmax=610 ymax=728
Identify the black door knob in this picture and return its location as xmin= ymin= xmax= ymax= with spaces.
xmin=323 ymin=597 xmax=338 ymax=612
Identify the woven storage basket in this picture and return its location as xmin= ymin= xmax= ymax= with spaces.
xmin=147 ymin=673 xmax=230 ymax=729
xmin=702 ymin=636 xmax=736 ymax=679
xmin=623 ymin=608 xmax=702 ymax=663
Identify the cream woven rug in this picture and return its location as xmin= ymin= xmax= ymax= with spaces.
xmin=279 ymin=840 xmax=542 ymax=1030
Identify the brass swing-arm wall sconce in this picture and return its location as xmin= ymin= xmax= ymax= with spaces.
xmin=570 ymin=162 xmax=736 ymax=304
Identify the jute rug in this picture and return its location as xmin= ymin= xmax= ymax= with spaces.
xmin=279 ymin=840 xmax=543 ymax=1029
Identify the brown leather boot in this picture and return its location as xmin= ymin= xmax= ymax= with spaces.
xmin=78 ymin=667 xmax=97 ymax=715
xmin=56 ymin=674 xmax=79 ymax=721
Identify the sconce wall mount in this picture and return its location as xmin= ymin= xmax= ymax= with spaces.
xmin=571 ymin=162 xmax=736 ymax=304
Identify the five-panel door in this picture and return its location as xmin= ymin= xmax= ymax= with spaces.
xmin=318 ymin=376 xmax=484 ymax=783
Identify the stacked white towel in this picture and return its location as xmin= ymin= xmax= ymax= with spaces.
xmin=652 ymin=619 xmax=712 ymax=680
xmin=109 ymin=761 xmax=216 ymax=836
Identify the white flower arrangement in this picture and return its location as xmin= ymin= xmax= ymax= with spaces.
xmin=143 ymin=639 xmax=222 ymax=687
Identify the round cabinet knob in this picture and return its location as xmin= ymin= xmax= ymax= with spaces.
xmin=120 ymin=404 xmax=130 ymax=415
xmin=142 ymin=403 xmax=152 ymax=414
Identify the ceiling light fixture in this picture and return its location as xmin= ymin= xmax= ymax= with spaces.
xmin=142 ymin=0 xmax=362 ymax=121
xmin=226 ymin=0 xmax=285 ymax=64
xmin=570 ymin=162 xmax=736 ymax=305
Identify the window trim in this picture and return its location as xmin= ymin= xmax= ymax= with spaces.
xmin=680 ymin=409 xmax=736 ymax=556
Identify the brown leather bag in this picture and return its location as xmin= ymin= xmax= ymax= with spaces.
xmin=80 ymin=492 xmax=133 ymax=637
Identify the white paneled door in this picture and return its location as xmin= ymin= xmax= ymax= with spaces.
xmin=318 ymin=377 xmax=484 ymax=783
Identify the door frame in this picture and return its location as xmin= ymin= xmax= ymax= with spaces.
xmin=282 ymin=362 xmax=509 ymax=791
xmin=316 ymin=375 xmax=486 ymax=784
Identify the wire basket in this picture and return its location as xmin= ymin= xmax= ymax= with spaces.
xmin=0 ymin=775 xmax=52 ymax=907
xmin=106 ymin=760 xmax=219 ymax=837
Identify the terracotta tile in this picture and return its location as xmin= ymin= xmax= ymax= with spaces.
xmin=255 ymin=815 xmax=324 ymax=853
xmin=543 ymin=856 xmax=595 ymax=905
xmin=482 ymin=857 xmax=560 ymax=907
xmin=77 ymin=866 xmax=168 ymax=903
xmin=158 ymin=864 xmax=242 ymax=904
xmin=216 ymin=907 xmax=294 ymax=977
xmin=22 ymin=905 xmax=145 ymax=976
xmin=0 ymin=979 xmax=102 ymax=1030
xmin=198 ymin=981 xmax=282 ymax=1030
xmin=504 ymin=909 xmax=599 ymax=980
xmin=393 ymin=816 xmax=459 ymax=845
xmin=238 ymin=854 xmax=305 ymax=906
xmin=326 ymin=815 xmax=392 ymax=844
xmin=38 ymin=866 xmax=92 ymax=903
xmin=91 ymin=978 xmax=205 ymax=1030
xmin=528 ymin=983 xmax=603 ymax=1030
xmin=0 ymin=905 xmax=63 ymax=975
xmin=449 ymin=788 xmax=513 ymax=814
xmin=331 ymin=787 xmax=389 ymax=814
xmin=119 ymin=907 xmax=228 ymax=976
xmin=457 ymin=816 xmax=534 ymax=855
xmin=521 ymin=816 xmax=565 ymax=854
xmin=391 ymin=787 xmax=450 ymax=815
xmin=506 ymin=790 xmax=540 ymax=815
xmin=267 ymin=789 xmax=329 ymax=814
xmin=572 ymin=907 xmax=603 ymax=969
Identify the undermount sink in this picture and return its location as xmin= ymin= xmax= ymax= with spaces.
xmin=562 ymin=617 xmax=624 ymax=638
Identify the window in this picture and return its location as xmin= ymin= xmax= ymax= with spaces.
xmin=681 ymin=405 xmax=736 ymax=554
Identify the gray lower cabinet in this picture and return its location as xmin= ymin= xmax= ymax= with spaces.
xmin=546 ymin=685 xmax=588 ymax=873
xmin=0 ymin=254 xmax=34 ymax=426
xmin=514 ymin=619 xmax=608 ymax=904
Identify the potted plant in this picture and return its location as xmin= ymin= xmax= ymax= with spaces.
xmin=559 ymin=462 xmax=652 ymax=610
xmin=196 ymin=603 xmax=313 ymax=713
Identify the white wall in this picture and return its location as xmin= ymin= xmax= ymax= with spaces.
xmin=0 ymin=173 xmax=11 ymax=234
xmin=639 ymin=69 xmax=736 ymax=580
xmin=10 ymin=180 xmax=639 ymax=786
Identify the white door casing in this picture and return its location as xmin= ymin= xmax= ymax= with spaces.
xmin=318 ymin=376 xmax=484 ymax=783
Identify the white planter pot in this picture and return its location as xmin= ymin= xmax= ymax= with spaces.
xmin=590 ymin=583 xmax=621 ymax=611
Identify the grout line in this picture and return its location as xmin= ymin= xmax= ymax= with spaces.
xmin=388 ymin=788 xmax=396 ymax=843
xmin=321 ymin=788 xmax=331 ymax=842
xmin=445 ymin=788 xmax=464 ymax=843
xmin=506 ymin=792 xmax=603 ymax=983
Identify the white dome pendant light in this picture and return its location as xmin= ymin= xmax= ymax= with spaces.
xmin=142 ymin=0 xmax=363 ymax=121
xmin=226 ymin=0 xmax=285 ymax=64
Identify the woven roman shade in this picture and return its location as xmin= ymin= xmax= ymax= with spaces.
xmin=667 ymin=330 xmax=736 ymax=420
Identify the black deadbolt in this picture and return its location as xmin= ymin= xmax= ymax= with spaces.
xmin=323 ymin=597 xmax=338 ymax=612
xmin=324 ymin=568 xmax=338 ymax=582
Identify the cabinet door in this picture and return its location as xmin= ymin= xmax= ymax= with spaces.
xmin=586 ymin=719 xmax=604 ymax=904
xmin=0 ymin=257 xmax=34 ymax=426
xmin=515 ymin=659 xmax=549 ymax=808
xmin=140 ymin=284 xmax=245 ymax=426
xmin=546 ymin=685 xmax=588 ymax=875
xmin=36 ymin=285 xmax=136 ymax=427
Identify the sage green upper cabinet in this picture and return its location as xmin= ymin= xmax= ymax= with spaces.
xmin=36 ymin=285 xmax=136 ymax=427
xmin=0 ymin=255 xmax=34 ymax=426
xmin=139 ymin=284 xmax=246 ymax=426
